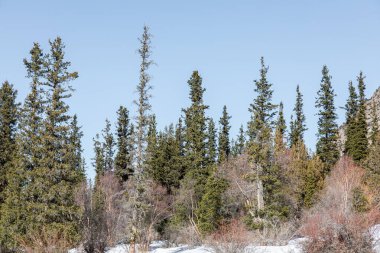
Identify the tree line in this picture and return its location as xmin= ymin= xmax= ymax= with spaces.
xmin=0 ymin=26 xmax=379 ymax=252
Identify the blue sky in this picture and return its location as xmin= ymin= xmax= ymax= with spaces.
xmin=1 ymin=1 xmax=380 ymax=179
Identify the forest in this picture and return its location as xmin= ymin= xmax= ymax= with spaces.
xmin=0 ymin=26 xmax=380 ymax=253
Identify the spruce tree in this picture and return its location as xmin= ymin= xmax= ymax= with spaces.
xmin=232 ymin=125 xmax=245 ymax=156
xmin=196 ymin=172 xmax=228 ymax=234
xmin=69 ymin=114 xmax=85 ymax=179
xmin=134 ymin=25 xmax=154 ymax=175
xmin=183 ymin=71 xmax=209 ymax=199
xmin=315 ymin=65 xmax=339 ymax=172
xmin=20 ymin=42 xmax=45 ymax=173
xmin=352 ymin=72 xmax=368 ymax=161
xmin=274 ymin=102 xmax=286 ymax=154
xmin=289 ymin=85 xmax=307 ymax=147
xmin=0 ymin=81 xmax=19 ymax=205
xmin=36 ymin=37 xmax=82 ymax=242
xmin=218 ymin=105 xmax=231 ymax=163
xmin=0 ymin=81 xmax=19 ymax=249
xmin=206 ymin=118 xmax=217 ymax=165
xmin=247 ymin=57 xmax=277 ymax=212
xmin=93 ymin=133 xmax=105 ymax=182
xmin=115 ymin=106 xmax=133 ymax=182
xmin=102 ymin=119 xmax=115 ymax=172
xmin=344 ymin=81 xmax=359 ymax=156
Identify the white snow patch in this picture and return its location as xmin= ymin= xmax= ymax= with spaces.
xmin=69 ymin=224 xmax=380 ymax=253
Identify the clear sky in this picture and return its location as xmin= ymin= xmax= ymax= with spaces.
xmin=1 ymin=1 xmax=380 ymax=179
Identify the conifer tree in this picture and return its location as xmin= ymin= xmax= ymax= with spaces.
xmin=352 ymin=72 xmax=368 ymax=161
xmin=196 ymin=172 xmax=228 ymax=234
xmin=0 ymin=82 xmax=19 ymax=205
xmin=115 ymin=106 xmax=133 ymax=182
xmin=20 ymin=42 xmax=45 ymax=172
xmin=218 ymin=105 xmax=231 ymax=163
xmin=232 ymin=125 xmax=245 ymax=156
xmin=183 ymin=71 xmax=209 ymax=199
xmin=289 ymin=85 xmax=307 ymax=147
xmin=35 ymin=37 xmax=82 ymax=242
xmin=1 ymin=44 xmax=44 ymax=249
xmin=206 ymin=118 xmax=217 ymax=165
xmin=247 ymin=57 xmax=277 ymax=212
xmin=134 ymin=25 xmax=154 ymax=175
xmin=93 ymin=133 xmax=105 ymax=182
xmin=274 ymin=102 xmax=286 ymax=154
xmin=102 ymin=119 xmax=115 ymax=172
xmin=148 ymin=125 xmax=183 ymax=192
xmin=69 ymin=114 xmax=85 ymax=179
xmin=0 ymin=82 xmax=19 ymax=247
xmin=315 ymin=65 xmax=339 ymax=172
xmin=344 ymin=81 xmax=359 ymax=156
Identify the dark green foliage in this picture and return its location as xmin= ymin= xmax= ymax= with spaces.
xmin=344 ymin=81 xmax=359 ymax=157
xmin=274 ymin=102 xmax=286 ymax=153
xmin=0 ymin=82 xmax=19 ymax=204
xmin=196 ymin=172 xmax=228 ymax=234
xmin=301 ymin=155 xmax=324 ymax=209
xmin=183 ymin=71 xmax=210 ymax=200
xmin=232 ymin=125 xmax=245 ymax=156
xmin=0 ymin=82 xmax=20 ymax=249
xmin=34 ymin=37 xmax=83 ymax=244
xmin=247 ymin=57 xmax=277 ymax=213
xmin=218 ymin=105 xmax=231 ymax=163
xmin=115 ymin=106 xmax=134 ymax=182
xmin=289 ymin=85 xmax=307 ymax=147
xmin=147 ymin=125 xmax=183 ymax=192
xmin=69 ymin=115 xmax=85 ymax=180
xmin=352 ymin=72 xmax=368 ymax=162
xmin=315 ymin=65 xmax=339 ymax=172
xmin=93 ymin=133 xmax=105 ymax=181
xmin=206 ymin=118 xmax=217 ymax=165
xmin=102 ymin=119 xmax=115 ymax=172
xmin=352 ymin=187 xmax=369 ymax=213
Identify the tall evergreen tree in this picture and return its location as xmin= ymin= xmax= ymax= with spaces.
xmin=115 ymin=106 xmax=133 ymax=182
xmin=134 ymin=25 xmax=154 ymax=175
xmin=344 ymin=81 xmax=359 ymax=156
xmin=247 ymin=57 xmax=277 ymax=212
xmin=218 ymin=105 xmax=231 ymax=163
xmin=0 ymin=82 xmax=20 ymax=250
xmin=20 ymin=42 xmax=45 ymax=172
xmin=93 ymin=133 xmax=105 ymax=182
xmin=36 ymin=37 xmax=82 ymax=242
xmin=274 ymin=102 xmax=286 ymax=154
xmin=0 ymin=82 xmax=19 ymax=205
xmin=315 ymin=65 xmax=339 ymax=172
xmin=68 ymin=114 xmax=85 ymax=179
xmin=206 ymin=118 xmax=217 ymax=165
xmin=182 ymin=71 xmax=209 ymax=201
xmin=352 ymin=72 xmax=368 ymax=161
xmin=102 ymin=119 xmax=115 ymax=172
xmin=232 ymin=125 xmax=245 ymax=156
xmin=289 ymin=85 xmax=307 ymax=147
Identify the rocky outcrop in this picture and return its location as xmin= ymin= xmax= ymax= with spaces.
xmin=338 ymin=87 xmax=380 ymax=154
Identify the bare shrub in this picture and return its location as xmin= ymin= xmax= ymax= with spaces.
xmin=300 ymin=156 xmax=380 ymax=253
xmin=18 ymin=228 xmax=72 ymax=253
xmin=76 ymin=173 xmax=126 ymax=253
xmin=206 ymin=219 xmax=252 ymax=253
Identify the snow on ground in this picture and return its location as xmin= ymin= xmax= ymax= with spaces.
xmin=70 ymin=224 xmax=380 ymax=253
